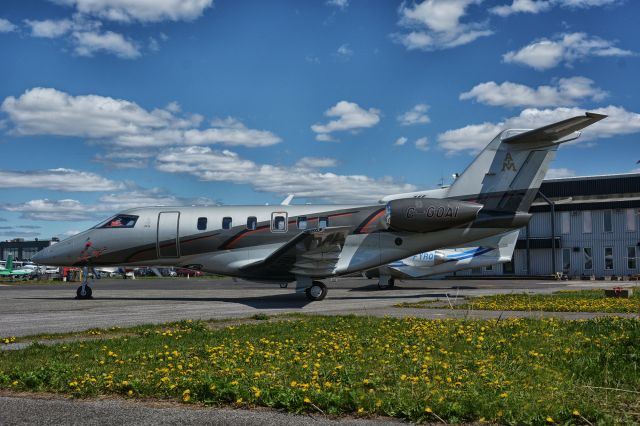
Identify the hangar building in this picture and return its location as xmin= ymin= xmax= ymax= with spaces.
xmin=0 ymin=238 xmax=55 ymax=261
xmin=458 ymin=172 xmax=640 ymax=278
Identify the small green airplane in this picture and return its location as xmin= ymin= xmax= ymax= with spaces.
xmin=0 ymin=255 xmax=33 ymax=278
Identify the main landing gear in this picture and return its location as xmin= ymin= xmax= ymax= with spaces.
xmin=378 ymin=275 xmax=395 ymax=290
xmin=76 ymin=266 xmax=93 ymax=300
xmin=305 ymin=281 xmax=328 ymax=301
xmin=295 ymin=276 xmax=328 ymax=301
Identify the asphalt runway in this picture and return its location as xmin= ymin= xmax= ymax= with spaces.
xmin=1 ymin=276 xmax=635 ymax=337
xmin=1 ymin=277 xmax=637 ymax=425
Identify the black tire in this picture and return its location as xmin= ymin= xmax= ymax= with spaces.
xmin=76 ymin=285 xmax=93 ymax=299
xmin=305 ymin=281 xmax=327 ymax=301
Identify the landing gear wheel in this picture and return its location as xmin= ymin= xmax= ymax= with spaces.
xmin=378 ymin=277 xmax=395 ymax=290
xmin=305 ymin=281 xmax=327 ymax=301
xmin=76 ymin=285 xmax=93 ymax=299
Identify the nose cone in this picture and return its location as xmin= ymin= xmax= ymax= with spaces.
xmin=33 ymin=238 xmax=78 ymax=266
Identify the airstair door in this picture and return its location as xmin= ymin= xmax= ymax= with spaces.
xmin=157 ymin=212 xmax=180 ymax=258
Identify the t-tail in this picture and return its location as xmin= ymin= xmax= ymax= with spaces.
xmin=6 ymin=255 xmax=13 ymax=272
xmin=382 ymin=112 xmax=607 ymax=213
xmin=445 ymin=112 xmax=606 ymax=212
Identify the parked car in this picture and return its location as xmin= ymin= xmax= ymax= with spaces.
xmin=175 ymin=268 xmax=203 ymax=277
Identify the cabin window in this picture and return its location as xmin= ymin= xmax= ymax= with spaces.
xmin=100 ymin=214 xmax=138 ymax=229
xmin=271 ymin=212 xmax=287 ymax=232
xmin=318 ymin=216 xmax=329 ymax=229
xmin=197 ymin=217 xmax=207 ymax=231
xmin=297 ymin=216 xmax=308 ymax=230
xmin=222 ymin=217 xmax=232 ymax=230
xmin=247 ymin=216 xmax=257 ymax=230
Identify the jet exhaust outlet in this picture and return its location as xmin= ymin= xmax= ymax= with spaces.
xmin=385 ymin=198 xmax=482 ymax=233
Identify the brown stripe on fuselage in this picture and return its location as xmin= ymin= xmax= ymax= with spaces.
xmin=354 ymin=208 xmax=385 ymax=234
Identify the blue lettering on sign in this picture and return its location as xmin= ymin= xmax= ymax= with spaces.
xmin=412 ymin=251 xmax=435 ymax=261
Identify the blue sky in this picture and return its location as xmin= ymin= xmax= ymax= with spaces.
xmin=0 ymin=0 xmax=639 ymax=240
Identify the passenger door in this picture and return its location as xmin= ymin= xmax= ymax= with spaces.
xmin=157 ymin=212 xmax=180 ymax=258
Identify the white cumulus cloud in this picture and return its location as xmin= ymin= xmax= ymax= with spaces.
xmin=415 ymin=137 xmax=430 ymax=151
xmin=54 ymin=0 xmax=213 ymax=23
xmin=24 ymin=19 xmax=74 ymax=38
xmin=156 ymin=146 xmax=416 ymax=203
xmin=545 ymin=167 xmax=576 ymax=179
xmin=0 ymin=18 xmax=17 ymax=33
xmin=295 ymin=157 xmax=338 ymax=168
xmin=311 ymin=101 xmax=381 ymax=142
xmin=0 ymin=168 xmax=124 ymax=191
xmin=1 ymin=87 xmax=282 ymax=148
xmin=393 ymin=136 xmax=408 ymax=146
xmin=336 ymin=43 xmax=353 ymax=59
xmin=326 ymin=0 xmax=349 ymax=9
xmin=0 ymin=188 xmax=214 ymax=221
xmin=72 ymin=30 xmax=140 ymax=58
xmin=460 ymin=76 xmax=607 ymax=107
xmin=398 ymin=104 xmax=430 ymax=126
xmin=393 ymin=0 xmax=493 ymax=51
xmin=438 ymin=105 xmax=640 ymax=155
xmin=492 ymin=0 xmax=620 ymax=16
xmin=503 ymin=32 xmax=634 ymax=70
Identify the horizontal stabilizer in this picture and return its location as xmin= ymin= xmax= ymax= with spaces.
xmin=503 ymin=112 xmax=606 ymax=146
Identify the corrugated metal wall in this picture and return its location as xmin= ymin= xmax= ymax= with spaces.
xmin=512 ymin=208 xmax=640 ymax=277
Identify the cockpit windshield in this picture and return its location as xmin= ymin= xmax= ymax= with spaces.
xmin=98 ymin=214 xmax=139 ymax=229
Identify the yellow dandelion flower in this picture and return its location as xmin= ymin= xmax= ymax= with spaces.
xmin=303 ymin=397 xmax=311 ymax=404
xmin=499 ymin=392 xmax=508 ymax=398
xmin=546 ymin=416 xmax=554 ymax=423
xmin=572 ymin=410 xmax=580 ymax=416
xmin=425 ymin=407 xmax=433 ymax=413
xmin=127 ymin=390 xmax=133 ymax=396
xmin=357 ymin=407 xmax=364 ymax=413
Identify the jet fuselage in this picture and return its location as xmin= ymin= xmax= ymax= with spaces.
xmin=34 ymin=203 xmax=528 ymax=282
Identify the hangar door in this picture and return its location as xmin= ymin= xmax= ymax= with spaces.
xmin=157 ymin=212 xmax=180 ymax=258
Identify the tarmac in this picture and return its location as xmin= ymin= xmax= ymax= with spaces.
xmin=1 ymin=276 xmax=637 ymax=337
xmin=1 ymin=276 xmax=637 ymax=425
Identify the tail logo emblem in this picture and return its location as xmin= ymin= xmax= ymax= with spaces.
xmin=502 ymin=152 xmax=517 ymax=172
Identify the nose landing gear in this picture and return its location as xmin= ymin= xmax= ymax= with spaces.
xmin=76 ymin=266 xmax=94 ymax=300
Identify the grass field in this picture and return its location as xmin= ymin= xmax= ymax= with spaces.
xmin=1 ymin=315 xmax=639 ymax=424
xmin=399 ymin=288 xmax=640 ymax=313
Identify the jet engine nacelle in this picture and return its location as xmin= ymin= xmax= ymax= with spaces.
xmin=385 ymin=198 xmax=483 ymax=233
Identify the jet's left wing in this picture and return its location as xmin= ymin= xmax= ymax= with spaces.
xmin=239 ymin=226 xmax=352 ymax=278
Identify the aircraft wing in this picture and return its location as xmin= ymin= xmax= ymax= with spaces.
xmin=503 ymin=112 xmax=606 ymax=146
xmin=239 ymin=226 xmax=352 ymax=277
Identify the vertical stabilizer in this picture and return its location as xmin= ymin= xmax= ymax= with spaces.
xmin=446 ymin=113 xmax=606 ymax=212
xmin=6 ymin=255 xmax=13 ymax=272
